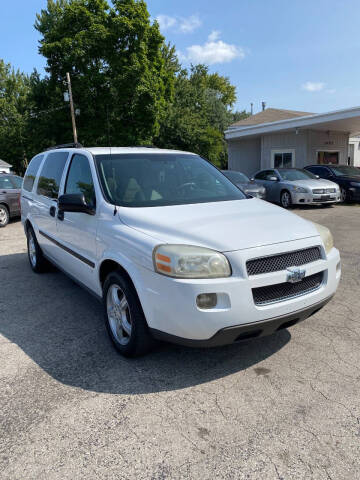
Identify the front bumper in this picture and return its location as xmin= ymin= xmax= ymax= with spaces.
xmin=348 ymin=187 xmax=360 ymax=202
xmin=150 ymin=295 xmax=333 ymax=347
xmin=136 ymin=239 xmax=341 ymax=342
xmin=291 ymin=191 xmax=340 ymax=205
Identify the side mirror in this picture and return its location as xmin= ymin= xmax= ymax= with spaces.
xmin=58 ymin=193 xmax=95 ymax=215
xmin=267 ymin=176 xmax=278 ymax=182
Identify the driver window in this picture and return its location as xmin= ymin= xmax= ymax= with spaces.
xmin=65 ymin=154 xmax=96 ymax=206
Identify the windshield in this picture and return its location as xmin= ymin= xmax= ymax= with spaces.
xmin=279 ymin=169 xmax=317 ymax=181
xmin=222 ymin=170 xmax=249 ymax=183
xmin=330 ymin=166 xmax=360 ymax=177
xmin=95 ymin=153 xmax=247 ymax=207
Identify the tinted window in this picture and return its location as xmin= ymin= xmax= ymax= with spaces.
xmin=255 ymin=170 xmax=273 ymax=180
xmin=65 ymin=154 xmax=96 ymax=205
xmin=0 ymin=176 xmax=14 ymax=189
xmin=307 ymin=166 xmax=332 ymax=178
xmin=37 ymin=152 xmax=69 ymax=199
xmin=222 ymin=171 xmax=249 ymax=183
xmin=10 ymin=176 xmax=23 ymax=188
xmin=330 ymin=166 xmax=360 ymax=177
xmin=95 ymin=154 xmax=246 ymax=207
xmin=23 ymin=155 xmax=44 ymax=192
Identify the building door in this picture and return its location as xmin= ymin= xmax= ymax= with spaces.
xmin=317 ymin=151 xmax=339 ymax=164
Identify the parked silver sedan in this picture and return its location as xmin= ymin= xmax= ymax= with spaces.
xmin=253 ymin=168 xmax=341 ymax=208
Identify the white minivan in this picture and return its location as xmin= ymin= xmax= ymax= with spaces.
xmin=21 ymin=145 xmax=341 ymax=357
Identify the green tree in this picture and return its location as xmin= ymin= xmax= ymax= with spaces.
xmin=35 ymin=0 xmax=174 ymax=146
xmin=156 ymin=64 xmax=243 ymax=168
xmin=0 ymin=60 xmax=31 ymax=173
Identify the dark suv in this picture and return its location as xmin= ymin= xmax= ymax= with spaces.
xmin=304 ymin=165 xmax=360 ymax=203
xmin=0 ymin=173 xmax=23 ymax=227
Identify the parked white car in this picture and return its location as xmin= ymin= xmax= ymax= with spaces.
xmin=21 ymin=145 xmax=341 ymax=356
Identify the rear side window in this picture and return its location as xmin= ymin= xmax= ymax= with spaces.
xmin=0 ymin=176 xmax=14 ymax=189
xmin=307 ymin=166 xmax=330 ymax=178
xmin=23 ymin=155 xmax=44 ymax=192
xmin=37 ymin=152 xmax=69 ymax=199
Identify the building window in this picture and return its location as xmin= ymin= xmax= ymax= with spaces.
xmin=271 ymin=150 xmax=294 ymax=168
xmin=317 ymin=151 xmax=339 ymax=165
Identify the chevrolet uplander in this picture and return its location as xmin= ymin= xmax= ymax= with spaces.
xmin=21 ymin=145 xmax=341 ymax=357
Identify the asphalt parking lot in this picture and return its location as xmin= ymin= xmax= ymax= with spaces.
xmin=0 ymin=205 xmax=359 ymax=480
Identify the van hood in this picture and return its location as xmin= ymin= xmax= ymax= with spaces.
xmin=118 ymin=198 xmax=319 ymax=252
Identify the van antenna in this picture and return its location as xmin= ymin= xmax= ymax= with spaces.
xmin=107 ymin=105 xmax=117 ymax=216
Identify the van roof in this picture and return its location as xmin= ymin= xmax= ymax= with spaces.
xmin=43 ymin=146 xmax=195 ymax=156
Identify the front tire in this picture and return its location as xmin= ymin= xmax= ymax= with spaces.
xmin=103 ymin=271 xmax=154 ymax=357
xmin=280 ymin=190 xmax=292 ymax=209
xmin=340 ymin=187 xmax=350 ymax=203
xmin=0 ymin=204 xmax=9 ymax=227
xmin=27 ymin=226 xmax=50 ymax=273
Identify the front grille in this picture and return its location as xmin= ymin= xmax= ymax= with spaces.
xmin=253 ymin=271 xmax=324 ymax=305
xmin=313 ymin=188 xmax=336 ymax=194
xmin=246 ymin=247 xmax=321 ymax=276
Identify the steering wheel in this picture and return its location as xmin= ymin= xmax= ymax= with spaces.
xmin=175 ymin=182 xmax=197 ymax=194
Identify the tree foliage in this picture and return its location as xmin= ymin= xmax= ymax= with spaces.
xmin=0 ymin=0 xmax=247 ymax=173
xmin=34 ymin=0 xmax=173 ymax=146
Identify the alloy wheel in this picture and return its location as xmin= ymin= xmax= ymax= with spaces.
xmin=281 ymin=192 xmax=291 ymax=208
xmin=28 ymin=231 xmax=37 ymax=267
xmin=106 ymin=285 xmax=132 ymax=345
xmin=0 ymin=206 xmax=8 ymax=226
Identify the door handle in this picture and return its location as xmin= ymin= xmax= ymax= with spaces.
xmin=49 ymin=206 xmax=56 ymax=217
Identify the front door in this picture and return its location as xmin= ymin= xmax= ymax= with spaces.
xmin=56 ymin=153 xmax=98 ymax=288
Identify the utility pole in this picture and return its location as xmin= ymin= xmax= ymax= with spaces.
xmin=66 ymin=72 xmax=78 ymax=144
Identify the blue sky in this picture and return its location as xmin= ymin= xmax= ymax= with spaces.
xmin=1 ymin=0 xmax=360 ymax=113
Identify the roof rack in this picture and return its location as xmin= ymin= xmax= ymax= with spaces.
xmin=131 ymin=145 xmax=157 ymax=148
xmin=45 ymin=142 xmax=84 ymax=151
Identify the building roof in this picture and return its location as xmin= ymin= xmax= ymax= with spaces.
xmin=231 ymin=108 xmax=315 ymax=127
xmin=225 ymin=106 xmax=360 ymax=140
xmin=0 ymin=159 xmax=12 ymax=168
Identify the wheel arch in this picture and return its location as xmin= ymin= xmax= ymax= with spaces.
xmin=99 ymin=259 xmax=135 ymax=289
xmin=99 ymin=258 xmax=149 ymax=323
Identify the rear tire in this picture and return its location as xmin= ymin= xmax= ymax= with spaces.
xmin=280 ymin=190 xmax=292 ymax=209
xmin=0 ymin=204 xmax=9 ymax=227
xmin=27 ymin=226 xmax=50 ymax=273
xmin=103 ymin=271 xmax=155 ymax=357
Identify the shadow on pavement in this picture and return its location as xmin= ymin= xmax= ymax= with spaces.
xmin=0 ymin=252 xmax=290 ymax=394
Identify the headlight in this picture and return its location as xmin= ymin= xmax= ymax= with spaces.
xmin=313 ymin=222 xmax=334 ymax=254
xmin=292 ymin=186 xmax=308 ymax=193
xmin=153 ymin=245 xmax=231 ymax=278
xmin=350 ymin=182 xmax=360 ymax=187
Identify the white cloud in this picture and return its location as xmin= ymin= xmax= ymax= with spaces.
xmin=155 ymin=14 xmax=201 ymax=34
xmin=178 ymin=15 xmax=202 ymax=33
xmin=184 ymin=32 xmax=245 ymax=65
xmin=302 ymin=81 xmax=326 ymax=92
xmin=208 ymin=30 xmax=221 ymax=42
xmin=156 ymin=15 xmax=177 ymax=31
